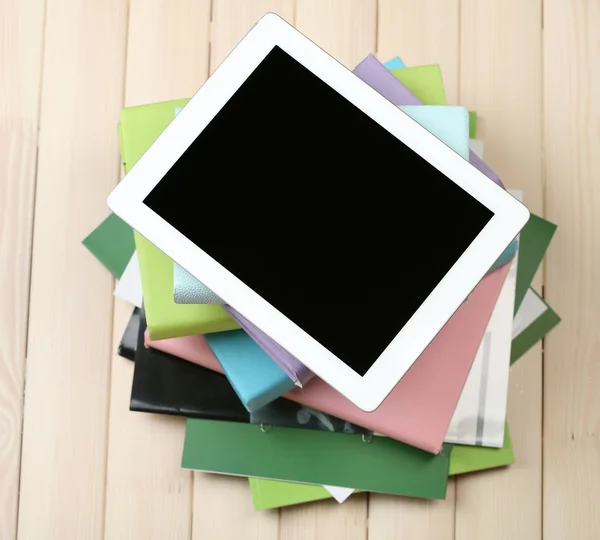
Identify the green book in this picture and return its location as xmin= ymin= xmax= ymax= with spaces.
xmin=82 ymin=213 xmax=134 ymax=279
xmin=469 ymin=111 xmax=477 ymax=138
xmin=511 ymin=288 xmax=561 ymax=364
xmin=514 ymin=214 xmax=557 ymax=312
xmin=247 ymin=424 xmax=514 ymax=510
xmin=390 ymin=65 xmax=447 ymax=105
xmin=449 ymin=424 xmax=514 ymax=475
xmin=120 ymin=101 xmax=238 ymax=339
xmin=182 ymin=419 xmax=451 ymax=500
xmin=249 ymin=478 xmax=335 ymax=510
xmin=134 ymin=233 xmax=238 ymax=339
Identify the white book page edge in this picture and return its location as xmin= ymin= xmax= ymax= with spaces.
xmin=444 ymin=253 xmax=517 ymax=447
xmin=512 ymin=288 xmax=548 ymax=339
xmin=114 ymin=251 xmax=143 ymax=308
xmin=323 ymin=485 xmax=354 ymax=503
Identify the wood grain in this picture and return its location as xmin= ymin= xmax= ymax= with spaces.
xmin=373 ymin=2 xmax=459 ymax=537
xmin=192 ymin=474 xmax=279 ymax=540
xmin=543 ymin=0 xmax=600 ymax=537
xmin=210 ymin=0 xmax=296 ymax=70
xmin=295 ymin=0 xmax=376 ymax=69
xmin=102 ymin=3 xmax=211 ymax=538
xmin=377 ymin=0 xmax=460 ymax=103
xmin=456 ymin=1 xmax=543 ymax=539
xmin=16 ymin=0 xmax=128 ymax=538
xmin=0 ymin=1 xmax=45 ymax=538
xmin=191 ymin=3 xmax=294 ymax=537
xmin=7 ymin=0 xmax=600 ymax=537
xmin=124 ymin=0 xmax=211 ymax=105
xmin=277 ymin=4 xmax=373 ymax=536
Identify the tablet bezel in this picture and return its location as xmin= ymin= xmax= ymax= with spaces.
xmin=107 ymin=13 xmax=530 ymax=412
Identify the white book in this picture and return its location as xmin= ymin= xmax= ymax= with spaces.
xmin=114 ymin=251 xmax=143 ymax=308
xmin=324 ymin=485 xmax=354 ymax=503
xmin=444 ymin=252 xmax=518 ymax=448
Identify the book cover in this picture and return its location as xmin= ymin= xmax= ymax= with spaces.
xmin=119 ymin=101 xmax=238 ymax=339
xmin=204 ymin=329 xmax=297 ymax=412
xmin=118 ymin=309 xmax=515 ymax=506
xmin=248 ymin=426 xmax=515 ymax=510
xmin=131 ymin=311 xmax=248 ymax=422
xmin=182 ymin=419 xmax=452 ymax=499
xmin=445 ymin=254 xmax=518 ymax=447
xmin=82 ymin=213 xmax=135 ymax=279
xmin=511 ymin=288 xmax=561 ymax=363
xmin=383 ymin=56 xmax=405 ymax=69
xmin=514 ymin=214 xmax=557 ymax=312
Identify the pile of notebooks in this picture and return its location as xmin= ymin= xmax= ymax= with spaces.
xmin=83 ymin=54 xmax=560 ymax=509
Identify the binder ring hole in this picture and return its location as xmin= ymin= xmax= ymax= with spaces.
xmin=260 ymin=424 xmax=271 ymax=433
xmin=361 ymin=434 xmax=373 ymax=443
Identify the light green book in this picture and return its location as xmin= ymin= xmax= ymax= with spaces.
xmin=391 ymin=65 xmax=447 ymax=105
xmin=120 ymin=100 xmax=238 ymax=339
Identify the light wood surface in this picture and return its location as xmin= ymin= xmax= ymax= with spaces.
xmin=0 ymin=0 xmax=597 ymax=538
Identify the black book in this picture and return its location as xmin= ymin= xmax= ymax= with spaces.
xmin=118 ymin=309 xmax=373 ymax=435
xmin=130 ymin=309 xmax=250 ymax=422
xmin=117 ymin=307 xmax=141 ymax=361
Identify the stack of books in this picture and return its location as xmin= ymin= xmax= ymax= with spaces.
xmin=83 ymin=51 xmax=560 ymax=510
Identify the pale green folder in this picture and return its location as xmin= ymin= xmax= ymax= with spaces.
xmin=119 ymin=101 xmax=239 ymax=339
xmin=248 ymin=101 xmax=515 ymax=510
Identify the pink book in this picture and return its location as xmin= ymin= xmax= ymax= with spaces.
xmin=144 ymin=332 xmax=223 ymax=374
xmin=147 ymin=266 xmax=508 ymax=453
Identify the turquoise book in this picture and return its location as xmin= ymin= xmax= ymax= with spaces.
xmin=384 ymin=56 xmax=406 ymax=69
xmin=204 ymin=329 xmax=297 ymax=412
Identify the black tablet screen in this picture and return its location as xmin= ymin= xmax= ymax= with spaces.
xmin=144 ymin=45 xmax=493 ymax=376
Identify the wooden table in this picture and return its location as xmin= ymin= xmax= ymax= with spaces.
xmin=2 ymin=0 xmax=598 ymax=538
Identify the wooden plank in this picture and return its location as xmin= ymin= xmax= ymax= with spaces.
xmin=190 ymin=3 xmax=294 ymax=538
xmin=192 ymin=474 xmax=280 ymax=540
xmin=376 ymin=0 xmax=460 ymax=103
xmin=15 ymin=0 xmax=128 ymax=538
xmin=456 ymin=1 xmax=543 ymax=539
xmin=210 ymin=0 xmax=296 ymax=71
xmin=0 ymin=0 xmax=46 ymax=538
xmin=277 ymin=2 xmax=374 ymax=535
xmin=542 ymin=0 xmax=600 ymax=538
xmin=295 ymin=0 xmax=376 ymax=68
xmin=372 ymin=3 xmax=458 ymax=537
xmin=123 ymin=0 xmax=212 ymax=105
xmin=279 ymin=494 xmax=368 ymax=540
xmin=102 ymin=3 xmax=211 ymax=539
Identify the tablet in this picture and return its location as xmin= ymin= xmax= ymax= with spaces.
xmin=107 ymin=13 xmax=529 ymax=412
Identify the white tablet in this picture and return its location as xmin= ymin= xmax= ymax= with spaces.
xmin=107 ymin=13 xmax=529 ymax=412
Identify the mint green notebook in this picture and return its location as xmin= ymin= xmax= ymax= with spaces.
xmin=120 ymin=101 xmax=238 ymax=339
xmin=183 ymin=419 xmax=451 ymax=500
